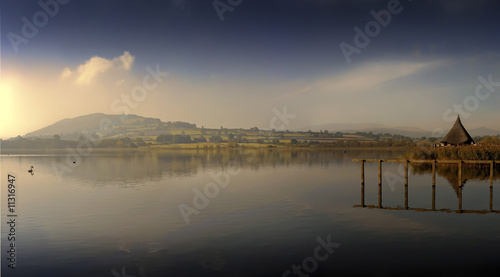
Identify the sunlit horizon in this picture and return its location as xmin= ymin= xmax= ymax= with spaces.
xmin=2 ymin=0 xmax=500 ymax=139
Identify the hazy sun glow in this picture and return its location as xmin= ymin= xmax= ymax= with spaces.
xmin=0 ymin=80 xmax=16 ymax=138
xmin=2 ymin=1 xmax=500 ymax=138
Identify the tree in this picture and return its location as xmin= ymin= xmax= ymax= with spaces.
xmin=210 ymin=135 xmax=222 ymax=143
xmin=480 ymin=136 xmax=500 ymax=145
xmin=136 ymin=138 xmax=147 ymax=146
xmin=416 ymin=140 xmax=432 ymax=147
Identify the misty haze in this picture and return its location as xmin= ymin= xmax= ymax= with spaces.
xmin=2 ymin=0 xmax=500 ymax=276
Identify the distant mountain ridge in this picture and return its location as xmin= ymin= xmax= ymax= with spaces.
xmin=302 ymin=123 xmax=499 ymax=138
xmin=23 ymin=113 xmax=500 ymax=139
xmin=468 ymin=127 xmax=499 ymax=137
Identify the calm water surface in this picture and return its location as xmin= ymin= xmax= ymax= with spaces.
xmin=2 ymin=149 xmax=500 ymax=276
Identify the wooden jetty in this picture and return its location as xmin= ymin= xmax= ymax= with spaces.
xmin=352 ymin=159 xmax=500 ymax=214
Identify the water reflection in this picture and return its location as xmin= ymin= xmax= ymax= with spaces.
xmin=355 ymin=162 xmax=500 ymax=214
xmin=411 ymin=162 xmax=500 ymax=196
xmin=48 ymin=149 xmax=373 ymax=185
xmin=3 ymin=149 xmax=500 ymax=276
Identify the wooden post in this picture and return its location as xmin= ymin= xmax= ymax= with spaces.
xmin=490 ymin=161 xmax=494 ymax=188
xmin=432 ymin=160 xmax=436 ymax=211
xmin=361 ymin=160 xmax=365 ymax=184
xmin=458 ymin=186 xmax=462 ymax=213
xmin=432 ymin=160 xmax=436 ymax=187
xmin=404 ymin=160 xmax=408 ymax=186
xmin=361 ymin=160 xmax=365 ymax=207
xmin=378 ymin=160 xmax=382 ymax=208
xmin=432 ymin=184 xmax=436 ymax=211
xmin=490 ymin=161 xmax=494 ymax=212
xmin=378 ymin=160 xmax=382 ymax=185
xmin=490 ymin=185 xmax=493 ymax=212
xmin=458 ymin=160 xmax=462 ymax=187
xmin=404 ymin=160 xmax=408 ymax=210
xmin=458 ymin=160 xmax=463 ymax=213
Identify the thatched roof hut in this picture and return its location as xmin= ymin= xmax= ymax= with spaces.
xmin=440 ymin=116 xmax=475 ymax=146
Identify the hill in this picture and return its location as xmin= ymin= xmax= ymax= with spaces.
xmin=15 ymin=113 xmax=498 ymax=151
xmin=469 ymin=127 xmax=499 ymax=137
xmin=24 ymin=113 xmax=193 ymax=140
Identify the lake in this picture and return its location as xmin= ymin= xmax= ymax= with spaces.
xmin=2 ymin=149 xmax=500 ymax=276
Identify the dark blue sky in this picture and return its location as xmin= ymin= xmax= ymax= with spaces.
xmin=2 ymin=0 xmax=500 ymax=137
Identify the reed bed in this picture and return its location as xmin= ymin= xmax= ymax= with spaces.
xmin=404 ymin=145 xmax=500 ymax=160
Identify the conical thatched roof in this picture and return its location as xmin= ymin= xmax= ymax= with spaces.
xmin=440 ymin=116 xmax=474 ymax=146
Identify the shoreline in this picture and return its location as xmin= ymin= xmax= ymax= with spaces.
xmin=0 ymin=145 xmax=412 ymax=155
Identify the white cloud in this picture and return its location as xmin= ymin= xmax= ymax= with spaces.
xmin=317 ymin=62 xmax=436 ymax=94
xmin=271 ymin=61 xmax=440 ymax=105
xmin=76 ymin=56 xmax=113 ymax=84
xmin=60 ymin=51 xmax=135 ymax=85
xmin=60 ymin=67 xmax=72 ymax=78
xmin=119 ymin=51 xmax=134 ymax=70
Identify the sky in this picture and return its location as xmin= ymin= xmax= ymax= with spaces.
xmin=2 ymin=0 xmax=500 ymax=138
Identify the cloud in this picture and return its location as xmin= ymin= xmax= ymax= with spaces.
xmin=119 ymin=52 xmax=134 ymax=70
xmin=60 ymin=67 xmax=72 ymax=78
xmin=319 ymin=62 xmax=435 ymax=94
xmin=262 ymin=60 xmax=450 ymax=128
xmin=76 ymin=56 xmax=114 ymax=84
xmin=61 ymin=51 xmax=134 ymax=85
xmin=273 ymin=61 xmax=438 ymax=103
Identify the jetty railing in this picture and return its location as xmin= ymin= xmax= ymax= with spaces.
xmin=352 ymin=159 xmax=500 ymax=214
